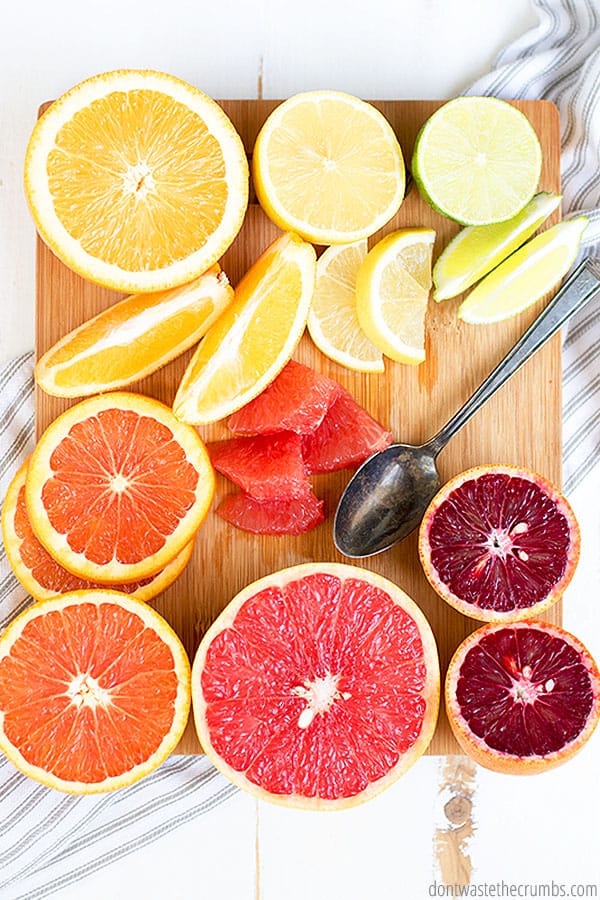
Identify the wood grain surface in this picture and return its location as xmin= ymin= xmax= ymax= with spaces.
xmin=35 ymin=99 xmax=562 ymax=755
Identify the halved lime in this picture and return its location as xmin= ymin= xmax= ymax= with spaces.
xmin=412 ymin=97 xmax=542 ymax=226
xmin=433 ymin=192 xmax=561 ymax=301
xmin=458 ymin=218 xmax=588 ymax=324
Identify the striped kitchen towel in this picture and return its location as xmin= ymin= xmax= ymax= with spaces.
xmin=0 ymin=0 xmax=599 ymax=896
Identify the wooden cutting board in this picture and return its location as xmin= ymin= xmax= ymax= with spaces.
xmin=35 ymin=99 xmax=562 ymax=755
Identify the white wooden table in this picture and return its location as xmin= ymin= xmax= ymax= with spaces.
xmin=1 ymin=1 xmax=598 ymax=897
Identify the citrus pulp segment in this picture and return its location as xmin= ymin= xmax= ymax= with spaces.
xmin=412 ymin=97 xmax=542 ymax=225
xmin=419 ymin=465 xmax=580 ymax=622
xmin=0 ymin=591 xmax=191 ymax=792
xmin=307 ymin=241 xmax=384 ymax=372
xmin=192 ymin=563 xmax=439 ymax=809
xmin=355 ymin=228 xmax=435 ymax=364
xmin=457 ymin=218 xmax=588 ymax=323
xmin=433 ymin=192 xmax=562 ymax=301
xmin=35 ymin=265 xmax=234 ymax=397
xmin=24 ymin=69 xmax=249 ymax=292
xmin=26 ymin=392 xmax=215 ymax=583
xmin=252 ymin=92 xmax=405 ymax=245
xmin=209 ymin=433 xmax=309 ymax=500
xmin=217 ymin=489 xmax=324 ymax=535
xmin=446 ymin=621 xmax=600 ymax=774
xmin=172 ymin=233 xmax=316 ymax=425
xmin=2 ymin=460 xmax=193 ymax=602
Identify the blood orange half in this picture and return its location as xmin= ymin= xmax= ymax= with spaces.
xmin=418 ymin=465 xmax=580 ymax=622
xmin=446 ymin=621 xmax=600 ymax=774
xmin=2 ymin=460 xmax=193 ymax=601
xmin=0 ymin=590 xmax=191 ymax=792
xmin=26 ymin=392 xmax=214 ymax=583
xmin=192 ymin=563 xmax=439 ymax=809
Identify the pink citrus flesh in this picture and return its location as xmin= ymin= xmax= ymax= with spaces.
xmin=208 ymin=432 xmax=308 ymax=500
xmin=446 ymin=621 xmax=600 ymax=774
xmin=419 ymin=464 xmax=580 ymax=622
xmin=192 ymin=563 xmax=439 ymax=808
xmin=216 ymin=488 xmax=324 ymax=534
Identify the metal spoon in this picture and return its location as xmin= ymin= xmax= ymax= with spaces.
xmin=334 ymin=258 xmax=600 ymax=558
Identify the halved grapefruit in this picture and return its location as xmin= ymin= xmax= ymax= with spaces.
xmin=446 ymin=621 xmax=600 ymax=774
xmin=418 ymin=464 xmax=580 ymax=622
xmin=26 ymin=392 xmax=214 ymax=583
xmin=192 ymin=563 xmax=439 ymax=808
xmin=2 ymin=460 xmax=193 ymax=601
xmin=0 ymin=590 xmax=191 ymax=792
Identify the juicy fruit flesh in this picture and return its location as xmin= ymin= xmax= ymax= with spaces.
xmin=217 ymin=489 xmax=324 ymax=535
xmin=41 ymin=408 xmax=199 ymax=566
xmin=200 ymin=573 xmax=429 ymax=800
xmin=0 ymin=601 xmax=179 ymax=782
xmin=209 ymin=432 xmax=308 ymax=500
xmin=428 ymin=473 xmax=571 ymax=612
xmin=48 ymin=89 xmax=228 ymax=272
xmin=456 ymin=626 xmax=596 ymax=757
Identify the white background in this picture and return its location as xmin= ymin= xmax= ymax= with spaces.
xmin=1 ymin=1 xmax=599 ymax=898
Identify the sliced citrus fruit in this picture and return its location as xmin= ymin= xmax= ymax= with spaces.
xmin=217 ymin=488 xmax=324 ymax=535
xmin=252 ymin=91 xmax=405 ymax=245
xmin=26 ymin=392 xmax=215 ymax=583
xmin=35 ymin=265 xmax=233 ymax=397
xmin=0 ymin=590 xmax=191 ymax=792
xmin=307 ymin=241 xmax=384 ymax=372
xmin=227 ymin=360 xmax=341 ymax=436
xmin=209 ymin=433 xmax=308 ymax=500
xmin=433 ymin=192 xmax=562 ymax=301
xmin=2 ymin=460 xmax=193 ymax=602
xmin=173 ymin=233 xmax=316 ymax=425
xmin=418 ymin=464 xmax=580 ymax=623
xmin=457 ymin=218 xmax=588 ymax=324
xmin=25 ymin=69 xmax=249 ymax=292
xmin=192 ymin=563 xmax=439 ymax=808
xmin=446 ymin=621 xmax=600 ymax=774
xmin=355 ymin=228 xmax=435 ymax=364
xmin=412 ymin=97 xmax=542 ymax=225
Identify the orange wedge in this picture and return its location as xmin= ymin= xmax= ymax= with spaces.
xmin=173 ymin=233 xmax=316 ymax=425
xmin=35 ymin=265 xmax=233 ymax=398
xmin=25 ymin=70 xmax=249 ymax=292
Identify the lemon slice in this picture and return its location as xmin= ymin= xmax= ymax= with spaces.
xmin=355 ymin=229 xmax=435 ymax=365
xmin=25 ymin=70 xmax=249 ymax=292
xmin=173 ymin=233 xmax=316 ymax=424
xmin=252 ymin=91 xmax=405 ymax=245
xmin=458 ymin=218 xmax=588 ymax=324
xmin=307 ymin=242 xmax=384 ymax=373
xmin=412 ymin=97 xmax=542 ymax=226
xmin=434 ymin=192 xmax=562 ymax=301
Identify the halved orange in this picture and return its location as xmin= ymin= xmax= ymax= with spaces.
xmin=27 ymin=392 xmax=214 ymax=583
xmin=35 ymin=265 xmax=233 ymax=398
xmin=2 ymin=460 xmax=194 ymax=601
xmin=0 ymin=590 xmax=191 ymax=792
xmin=25 ymin=70 xmax=249 ymax=292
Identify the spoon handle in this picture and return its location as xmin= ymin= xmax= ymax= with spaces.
xmin=427 ymin=258 xmax=600 ymax=456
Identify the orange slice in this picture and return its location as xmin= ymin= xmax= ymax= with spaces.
xmin=2 ymin=460 xmax=193 ymax=601
xmin=173 ymin=233 xmax=316 ymax=425
xmin=35 ymin=265 xmax=233 ymax=398
xmin=24 ymin=70 xmax=249 ymax=292
xmin=0 ymin=590 xmax=191 ymax=792
xmin=26 ymin=392 xmax=214 ymax=583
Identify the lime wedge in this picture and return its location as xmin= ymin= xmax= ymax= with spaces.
xmin=412 ymin=97 xmax=542 ymax=226
xmin=433 ymin=192 xmax=561 ymax=301
xmin=458 ymin=218 xmax=588 ymax=324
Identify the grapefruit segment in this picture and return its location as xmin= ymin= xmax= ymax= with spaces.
xmin=302 ymin=390 xmax=392 ymax=474
xmin=209 ymin=432 xmax=308 ymax=500
xmin=445 ymin=621 xmax=600 ymax=774
xmin=217 ymin=489 xmax=324 ymax=535
xmin=0 ymin=590 xmax=191 ymax=792
xmin=192 ymin=563 xmax=439 ymax=808
xmin=227 ymin=360 xmax=342 ymax=436
xmin=26 ymin=392 xmax=214 ymax=583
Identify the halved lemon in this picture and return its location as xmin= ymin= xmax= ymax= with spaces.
xmin=356 ymin=229 xmax=435 ymax=365
xmin=25 ymin=70 xmax=249 ymax=292
xmin=173 ymin=233 xmax=316 ymax=425
xmin=252 ymin=91 xmax=405 ymax=245
xmin=308 ymin=241 xmax=384 ymax=373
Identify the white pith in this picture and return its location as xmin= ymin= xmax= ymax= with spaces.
xmin=292 ymin=672 xmax=351 ymax=729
